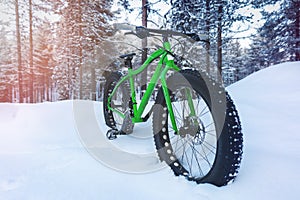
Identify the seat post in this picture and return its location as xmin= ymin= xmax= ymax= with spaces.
xmin=119 ymin=53 xmax=136 ymax=69
xmin=125 ymin=57 xmax=133 ymax=69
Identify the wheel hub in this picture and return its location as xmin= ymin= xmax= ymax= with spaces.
xmin=179 ymin=117 xmax=206 ymax=145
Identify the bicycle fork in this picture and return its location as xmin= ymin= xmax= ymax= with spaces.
xmin=160 ymin=63 xmax=197 ymax=134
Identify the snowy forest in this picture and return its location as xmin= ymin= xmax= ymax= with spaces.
xmin=0 ymin=0 xmax=299 ymax=103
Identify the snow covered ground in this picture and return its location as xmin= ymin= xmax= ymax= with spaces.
xmin=0 ymin=62 xmax=299 ymax=200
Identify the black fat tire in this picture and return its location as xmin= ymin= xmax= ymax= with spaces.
xmin=153 ymin=69 xmax=243 ymax=186
xmin=103 ymin=71 xmax=131 ymax=130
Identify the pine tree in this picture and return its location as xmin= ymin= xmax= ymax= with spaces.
xmin=222 ymin=39 xmax=251 ymax=85
xmin=253 ymin=0 xmax=300 ymax=63
xmin=15 ymin=0 xmax=24 ymax=102
xmin=0 ymin=24 xmax=17 ymax=102
xmin=34 ymin=20 xmax=55 ymax=102
xmin=49 ymin=0 xmax=114 ymax=100
xmin=167 ymin=0 xmax=252 ymax=80
xmin=1 ymin=0 xmax=56 ymax=102
xmin=246 ymin=33 xmax=270 ymax=70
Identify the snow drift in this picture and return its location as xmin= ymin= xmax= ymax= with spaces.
xmin=0 ymin=62 xmax=299 ymax=200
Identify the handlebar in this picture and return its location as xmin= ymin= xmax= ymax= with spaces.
xmin=113 ymin=23 xmax=209 ymax=43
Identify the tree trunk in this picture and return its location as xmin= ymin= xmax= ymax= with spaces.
xmin=141 ymin=0 xmax=148 ymax=98
xmin=78 ymin=0 xmax=83 ymax=99
xmin=217 ymin=2 xmax=223 ymax=82
xmin=205 ymin=0 xmax=211 ymax=73
xmin=295 ymin=0 xmax=300 ymax=61
xmin=91 ymin=66 xmax=96 ymax=101
xmin=29 ymin=0 xmax=34 ymax=103
xmin=15 ymin=0 xmax=23 ymax=103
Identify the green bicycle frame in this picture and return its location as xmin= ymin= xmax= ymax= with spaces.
xmin=107 ymin=41 xmax=196 ymax=133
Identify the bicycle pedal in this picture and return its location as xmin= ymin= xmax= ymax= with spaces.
xmin=106 ymin=129 xmax=119 ymax=140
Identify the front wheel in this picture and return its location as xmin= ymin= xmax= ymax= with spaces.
xmin=153 ymin=69 xmax=243 ymax=186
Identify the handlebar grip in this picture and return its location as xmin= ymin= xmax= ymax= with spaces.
xmin=113 ymin=23 xmax=136 ymax=31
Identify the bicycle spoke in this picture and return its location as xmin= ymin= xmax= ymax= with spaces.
xmin=189 ymin=142 xmax=205 ymax=177
xmin=189 ymin=141 xmax=214 ymax=167
xmin=202 ymin=141 xmax=217 ymax=154
xmin=199 ymin=105 xmax=209 ymax=117
xmin=170 ymin=136 xmax=185 ymax=153
xmin=180 ymin=137 xmax=187 ymax=163
xmin=205 ymin=122 xmax=214 ymax=129
xmin=200 ymin=109 xmax=210 ymax=117
xmin=171 ymin=135 xmax=214 ymax=161
xmin=170 ymin=134 xmax=215 ymax=177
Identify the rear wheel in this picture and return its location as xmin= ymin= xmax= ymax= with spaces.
xmin=103 ymin=72 xmax=133 ymax=133
xmin=153 ymin=69 xmax=243 ymax=186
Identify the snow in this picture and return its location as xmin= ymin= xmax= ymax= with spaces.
xmin=1 ymin=62 xmax=300 ymax=199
